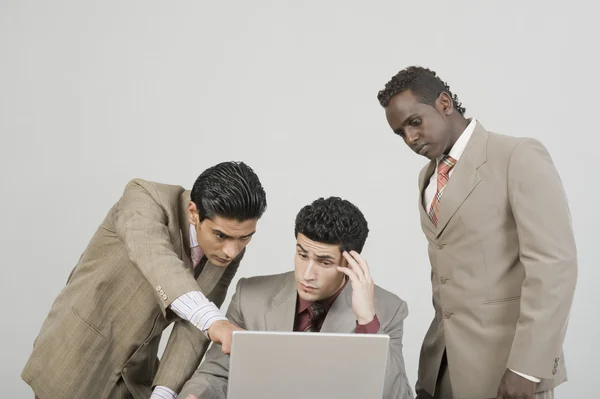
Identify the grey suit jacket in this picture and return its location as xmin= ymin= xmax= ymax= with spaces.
xmin=416 ymin=122 xmax=577 ymax=398
xmin=179 ymin=271 xmax=414 ymax=399
xmin=22 ymin=179 xmax=243 ymax=398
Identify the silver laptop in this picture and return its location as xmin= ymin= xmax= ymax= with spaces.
xmin=227 ymin=331 xmax=389 ymax=399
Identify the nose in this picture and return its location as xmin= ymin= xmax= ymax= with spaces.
xmin=222 ymin=240 xmax=240 ymax=259
xmin=303 ymin=260 xmax=317 ymax=281
xmin=405 ymin=127 xmax=419 ymax=145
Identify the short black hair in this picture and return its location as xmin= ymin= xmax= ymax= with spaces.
xmin=377 ymin=66 xmax=466 ymax=115
xmin=294 ymin=197 xmax=369 ymax=253
xmin=191 ymin=161 xmax=267 ymax=222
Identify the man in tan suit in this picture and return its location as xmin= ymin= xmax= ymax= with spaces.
xmin=22 ymin=161 xmax=267 ymax=399
xmin=178 ymin=196 xmax=414 ymax=399
xmin=376 ymin=66 xmax=577 ymax=399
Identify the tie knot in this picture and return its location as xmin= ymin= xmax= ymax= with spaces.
xmin=309 ymin=302 xmax=326 ymax=323
xmin=438 ymin=155 xmax=456 ymax=175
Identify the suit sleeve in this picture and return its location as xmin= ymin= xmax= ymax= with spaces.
xmin=178 ymin=278 xmax=247 ymax=399
xmin=152 ymin=256 xmax=243 ymax=392
xmin=506 ymin=138 xmax=578 ymax=378
xmin=113 ymin=179 xmax=200 ymax=315
xmin=381 ymin=300 xmax=414 ymax=399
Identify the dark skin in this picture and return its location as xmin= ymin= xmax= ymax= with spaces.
xmin=384 ymin=89 xmax=467 ymax=160
xmin=385 ymin=89 xmax=538 ymax=399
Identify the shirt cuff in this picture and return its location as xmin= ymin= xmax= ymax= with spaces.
xmin=169 ymin=291 xmax=227 ymax=335
xmin=509 ymin=369 xmax=541 ymax=383
xmin=151 ymin=385 xmax=178 ymax=399
xmin=354 ymin=315 xmax=380 ymax=334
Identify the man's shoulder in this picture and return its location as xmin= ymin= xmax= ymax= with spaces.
xmin=237 ymin=271 xmax=294 ymax=295
xmin=124 ymin=178 xmax=186 ymax=194
xmin=482 ymin=127 xmax=547 ymax=157
xmin=373 ymin=284 xmax=408 ymax=318
xmin=120 ymin=178 xmax=187 ymax=209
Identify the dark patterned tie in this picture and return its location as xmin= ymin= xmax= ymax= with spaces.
xmin=304 ymin=302 xmax=327 ymax=332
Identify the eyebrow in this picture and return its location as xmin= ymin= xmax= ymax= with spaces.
xmin=212 ymin=229 xmax=256 ymax=239
xmin=296 ymin=243 xmax=336 ymax=260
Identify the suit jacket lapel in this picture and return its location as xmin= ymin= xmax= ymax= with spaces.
xmin=320 ymin=283 xmax=357 ymax=333
xmin=418 ymin=161 xmax=437 ymax=239
xmin=265 ymin=273 xmax=297 ymax=331
xmin=435 ymin=123 xmax=488 ymax=234
xmin=197 ymin=259 xmax=226 ymax=294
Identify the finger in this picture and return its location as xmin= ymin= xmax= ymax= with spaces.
xmin=186 ymin=395 xmax=199 ymax=399
xmin=349 ymin=250 xmax=372 ymax=281
xmin=337 ymin=265 xmax=360 ymax=284
xmin=342 ymin=251 xmax=366 ymax=281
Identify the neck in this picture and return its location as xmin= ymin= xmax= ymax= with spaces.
xmin=446 ymin=115 xmax=469 ymax=154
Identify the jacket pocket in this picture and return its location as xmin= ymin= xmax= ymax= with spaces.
xmin=482 ymin=296 xmax=521 ymax=306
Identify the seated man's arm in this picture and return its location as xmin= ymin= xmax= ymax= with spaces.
xmin=178 ymin=278 xmax=246 ymax=399
xmin=382 ymin=299 xmax=413 ymax=399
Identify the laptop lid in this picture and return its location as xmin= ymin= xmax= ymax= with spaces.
xmin=227 ymin=331 xmax=389 ymax=399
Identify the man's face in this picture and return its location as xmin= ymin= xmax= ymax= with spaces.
xmin=294 ymin=233 xmax=347 ymax=302
xmin=385 ymin=90 xmax=454 ymax=160
xmin=189 ymin=202 xmax=257 ymax=267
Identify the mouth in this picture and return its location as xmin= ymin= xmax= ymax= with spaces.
xmin=214 ymin=256 xmax=231 ymax=264
xmin=415 ymin=144 xmax=428 ymax=155
xmin=299 ymin=283 xmax=317 ymax=292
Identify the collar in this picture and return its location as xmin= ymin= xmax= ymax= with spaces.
xmin=438 ymin=117 xmax=477 ymax=165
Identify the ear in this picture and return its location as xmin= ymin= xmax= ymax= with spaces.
xmin=188 ymin=201 xmax=199 ymax=225
xmin=436 ymin=92 xmax=454 ymax=116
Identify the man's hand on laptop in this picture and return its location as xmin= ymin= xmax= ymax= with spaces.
xmin=338 ymin=250 xmax=376 ymax=325
xmin=207 ymin=320 xmax=244 ymax=355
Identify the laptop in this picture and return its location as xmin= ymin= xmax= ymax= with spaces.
xmin=227 ymin=331 xmax=390 ymax=399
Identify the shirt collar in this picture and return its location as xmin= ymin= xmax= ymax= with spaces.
xmin=439 ymin=118 xmax=477 ymax=164
xmin=296 ymin=277 xmax=348 ymax=314
xmin=190 ymin=224 xmax=199 ymax=248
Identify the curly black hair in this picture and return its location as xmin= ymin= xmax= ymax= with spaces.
xmin=191 ymin=161 xmax=267 ymax=222
xmin=294 ymin=197 xmax=369 ymax=253
xmin=377 ymin=66 xmax=466 ymax=115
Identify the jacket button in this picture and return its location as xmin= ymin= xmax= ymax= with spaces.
xmin=123 ymin=367 xmax=128 ymax=374
xmin=440 ymin=276 xmax=448 ymax=284
xmin=435 ymin=243 xmax=443 ymax=249
xmin=443 ymin=311 xmax=452 ymax=319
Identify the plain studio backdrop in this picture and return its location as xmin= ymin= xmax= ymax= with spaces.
xmin=1 ymin=0 xmax=596 ymax=396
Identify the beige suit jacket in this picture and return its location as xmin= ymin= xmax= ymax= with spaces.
xmin=416 ymin=122 xmax=577 ymax=398
xmin=22 ymin=179 xmax=243 ymax=398
xmin=178 ymin=271 xmax=414 ymax=399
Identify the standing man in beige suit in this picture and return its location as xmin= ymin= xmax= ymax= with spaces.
xmin=376 ymin=66 xmax=577 ymax=399
xmin=22 ymin=161 xmax=267 ymax=399
xmin=178 ymin=196 xmax=414 ymax=399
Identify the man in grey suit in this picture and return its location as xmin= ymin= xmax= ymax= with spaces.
xmin=376 ymin=66 xmax=577 ymax=399
xmin=179 ymin=196 xmax=414 ymax=399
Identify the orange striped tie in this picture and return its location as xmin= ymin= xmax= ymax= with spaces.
xmin=428 ymin=155 xmax=456 ymax=226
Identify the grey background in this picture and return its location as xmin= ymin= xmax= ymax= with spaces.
xmin=1 ymin=0 xmax=596 ymax=397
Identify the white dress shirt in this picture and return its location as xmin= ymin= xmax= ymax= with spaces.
xmin=423 ymin=118 xmax=540 ymax=384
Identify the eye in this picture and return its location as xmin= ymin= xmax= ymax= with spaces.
xmin=410 ymin=118 xmax=422 ymax=126
xmin=298 ymin=253 xmax=308 ymax=259
xmin=320 ymin=260 xmax=332 ymax=267
xmin=395 ymin=129 xmax=405 ymax=137
xmin=215 ymin=232 xmax=227 ymax=240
